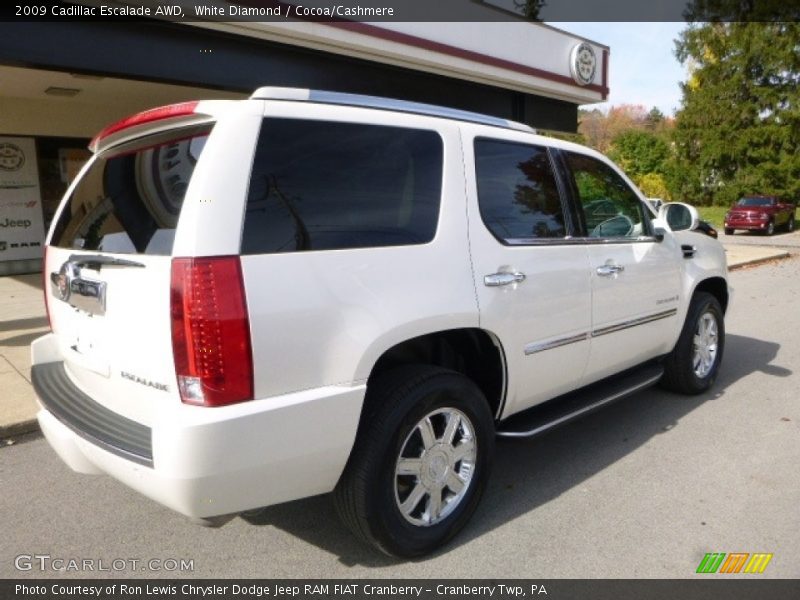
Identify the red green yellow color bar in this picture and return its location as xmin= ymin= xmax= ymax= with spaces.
xmin=696 ymin=552 xmax=773 ymax=574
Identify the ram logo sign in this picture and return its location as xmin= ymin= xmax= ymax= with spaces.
xmin=696 ymin=552 xmax=773 ymax=574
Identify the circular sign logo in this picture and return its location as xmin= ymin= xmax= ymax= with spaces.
xmin=0 ymin=143 xmax=25 ymax=171
xmin=569 ymin=43 xmax=597 ymax=86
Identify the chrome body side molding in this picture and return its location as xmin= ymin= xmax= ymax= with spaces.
xmin=523 ymin=309 xmax=677 ymax=356
xmin=524 ymin=333 xmax=589 ymax=355
xmin=590 ymin=308 xmax=677 ymax=338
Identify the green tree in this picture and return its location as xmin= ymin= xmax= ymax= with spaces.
xmin=608 ymin=130 xmax=670 ymax=179
xmin=683 ymin=0 xmax=799 ymax=22
xmin=607 ymin=130 xmax=675 ymax=199
xmin=645 ymin=107 xmax=666 ymax=130
xmin=635 ymin=172 xmax=671 ymax=200
xmin=672 ymin=22 xmax=800 ymax=206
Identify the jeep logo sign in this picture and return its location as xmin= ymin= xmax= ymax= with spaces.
xmin=0 ymin=218 xmax=33 ymax=228
xmin=0 ymin=137 xmax=45 ymax=264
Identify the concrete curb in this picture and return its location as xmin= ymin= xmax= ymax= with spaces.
xmin=728 ymin=251 xmax=791 ymax=271
xmin=0 ymin=418 xmax=39 ymax=439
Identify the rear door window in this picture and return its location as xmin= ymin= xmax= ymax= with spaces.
xmin=50 ymin=125 xmax=211 ymax=255
xmin=241 ymin=118 xmax=443 ymax=254
xmin=474 ymin=139 xmax=567 ymax=242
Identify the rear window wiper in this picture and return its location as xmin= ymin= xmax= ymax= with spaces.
xmin=67 ymin=254 xmax=145 ymax=269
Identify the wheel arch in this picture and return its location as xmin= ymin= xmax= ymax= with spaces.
xmin=361 ymin=328 xmax=507 ymax=422
xmin=692 ymin=276 xmax=729 ymax=314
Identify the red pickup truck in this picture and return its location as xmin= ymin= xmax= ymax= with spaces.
xmin=724 ymin=195 xmax=797 ymax=236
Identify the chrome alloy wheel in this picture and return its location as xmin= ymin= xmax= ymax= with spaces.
xmin=394 ymin=408 xmax=477 ymax=527
xmin=692 ymin=311 xmax=719 ymax=378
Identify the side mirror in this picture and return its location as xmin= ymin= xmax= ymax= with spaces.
xmin=658 ymin=202 xmax=700 ymax=232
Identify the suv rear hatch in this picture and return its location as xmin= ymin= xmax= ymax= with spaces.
xmin=44 ymin=117 xmax=214 ymax=426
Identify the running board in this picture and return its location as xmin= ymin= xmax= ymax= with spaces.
xmin=496 ymin=363 xmax=664 ymax=438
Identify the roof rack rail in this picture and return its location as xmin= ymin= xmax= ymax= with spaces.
xmin=250 ymin=87 xmax=535 ymax=134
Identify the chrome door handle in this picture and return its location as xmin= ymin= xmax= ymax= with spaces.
xmin=596 ymin=264 xmax=625 ymax=277
xmin=484 ymin=272 xmax=526 ymax=287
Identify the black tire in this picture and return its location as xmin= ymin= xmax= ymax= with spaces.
xmin=334 ymin=365 xmax=494 ymax=558
xmin=787 ymin=215 xmax=795 ymax=232
xmin=765 ymin=220 xmax=775 ymax=236
xmin=724 ymin=228 xmax=734 ymax=235
xmin=660 ymin=292 xmax=725 ymax=395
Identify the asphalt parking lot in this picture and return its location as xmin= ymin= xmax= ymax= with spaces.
xmin=1 ymin=249 xmax=798 ymax=580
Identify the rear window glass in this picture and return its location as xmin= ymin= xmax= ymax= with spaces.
xmin=241 ymin=118 xmax=443 ymax=254
xmin=50 ymin=125 xmax=211 ymax=255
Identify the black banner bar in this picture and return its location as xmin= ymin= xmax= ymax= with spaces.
xmin=2 ymin=0 xmax=800 ymax=23
xmin=4 ymin=579 xmax=800 ymax=600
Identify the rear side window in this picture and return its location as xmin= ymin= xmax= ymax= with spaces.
xmin=50 ymin=125 xmax=211 ymax=255
xmin=474 ymin=139 xmax=566 ymax=242
xmin=241 ymin=119 xmax=443 ymax=254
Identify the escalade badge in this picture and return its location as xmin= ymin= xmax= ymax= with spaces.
xmin=121 ymin=371 xmax=169 ymax=392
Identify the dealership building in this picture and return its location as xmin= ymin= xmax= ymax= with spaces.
xmin=0 ymin=7 xmax=608 ymax=275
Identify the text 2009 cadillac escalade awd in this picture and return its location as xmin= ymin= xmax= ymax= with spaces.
xmin=33 ymin=88 xmax=729 ymax=557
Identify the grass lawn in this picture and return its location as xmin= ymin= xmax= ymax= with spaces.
xmin=697 ymin=206 xmax=730 ymax=229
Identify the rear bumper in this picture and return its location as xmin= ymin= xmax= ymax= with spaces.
xmin=32 ymin=337 xmax=365 ymax=519
xmin=33 ymin=362 xmax=153 ymax=466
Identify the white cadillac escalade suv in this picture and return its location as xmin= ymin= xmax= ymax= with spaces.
xmin=33 ymin=88 xmax=729 ymax=557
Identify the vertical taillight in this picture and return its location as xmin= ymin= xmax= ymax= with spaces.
xmin=170 ymin=256 xmax=253 ymax=407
